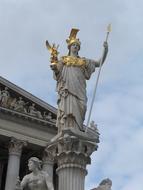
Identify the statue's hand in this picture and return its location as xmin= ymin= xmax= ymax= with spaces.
xmin=15 ymin=177 xmax=22 ymax=190
xmin=103 ymin=41 xmax=108 ymax=50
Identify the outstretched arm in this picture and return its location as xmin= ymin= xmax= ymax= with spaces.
xmin=45 ymin=174 xmax=54 ymax=190
xmin=15 ymin=177 xmax=22 ymax=190
xmin=94 ymin=41 xmax=108 ymax=67
xmin=20 ymin=175 xmax=29 ymax=190
xmin=46 ymin=181 xmax=54 ymax=190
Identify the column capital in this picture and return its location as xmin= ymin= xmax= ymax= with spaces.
xmin=5 ymin=137 xmax=27 ymax=190
xmin=42 ymin=149 xmax=54 ymax=164
xmin=8 ymin=137 xmax=27 ymax=156
xmin=46 ymin=128 xmax=99 ymax=169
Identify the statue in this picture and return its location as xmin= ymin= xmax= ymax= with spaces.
xmin=15 ymin=157 xmax=54 ymax=190
xmin=91 ymin=178 xmax=112 ymax=190
xmin=29 ymin=103 xmax=43 ymax=119
xmin=14 ymin=97 xmax=27 ymax=113
xmin=43 ymin=112 xmax=52 ymax=121
xmin=86 ymin=121 xmax=99 ymax=140
xmin=10 ymin=97 xmax=17 ymax=109
xmin=1 ymin=87 xmax=10 ymax=107
xmin=46 ymin=28 xmax=108 ymax=133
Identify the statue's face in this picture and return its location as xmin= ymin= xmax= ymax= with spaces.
xmin=70 ymin=43 xmax=80 ymax=54
xmin=28 ymin=160 xmax=36 ymax=171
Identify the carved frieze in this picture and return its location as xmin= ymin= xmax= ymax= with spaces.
xmin=0 ymin=83 xmax=56 ymax=123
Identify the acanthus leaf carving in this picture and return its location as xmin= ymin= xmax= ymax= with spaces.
xmin=8 ymin=137 xmax=27 ymax=155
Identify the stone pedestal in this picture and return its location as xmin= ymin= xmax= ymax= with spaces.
xmin=46 ymin=128 xmax=99 ymax=190
xmin=5 ymin=137 xmax=27 ymax=190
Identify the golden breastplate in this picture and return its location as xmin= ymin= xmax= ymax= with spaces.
xmin=61 ymin=56 xmax=86 ymax=66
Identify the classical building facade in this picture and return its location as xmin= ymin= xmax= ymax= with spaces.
xmin=0 ymin=76 xmax=58 ymax=190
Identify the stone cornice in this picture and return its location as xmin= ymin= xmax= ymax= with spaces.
xmin=0 ymin=106 xmax=57 ymax=130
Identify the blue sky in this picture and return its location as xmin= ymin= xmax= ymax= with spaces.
xmin=0 ymin=0 xmax=143 ymax=189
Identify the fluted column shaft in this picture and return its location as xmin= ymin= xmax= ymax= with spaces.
xmin=57 ymin=164 xmax=87 ymax=190
xmin=5 ymin=137 xmax=27 ymax=190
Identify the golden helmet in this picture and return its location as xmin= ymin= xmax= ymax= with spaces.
xmin=66 ymin=28 xmax=81 ymax=48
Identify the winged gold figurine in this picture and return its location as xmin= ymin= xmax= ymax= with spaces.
xmin=46 ymin=40 xmax=59 ymax=64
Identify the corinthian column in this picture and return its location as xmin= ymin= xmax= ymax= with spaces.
xmin=42 ymin=150 xmax=54 ymax=180
xmin=5 ymin=137 xmax=27 ymax=190
xmin=56 ymin=152 xmax=87 ymax=190
xmin=46 ymin=128 xmax=99 ymax=190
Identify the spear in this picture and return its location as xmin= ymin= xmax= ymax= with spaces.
xmin=86 ymin=24 xmax=111 ymax=130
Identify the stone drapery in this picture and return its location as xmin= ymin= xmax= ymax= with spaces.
xmin=53 ymin=58 xmax=96 ymax=132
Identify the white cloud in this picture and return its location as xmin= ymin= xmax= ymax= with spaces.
xmin=86 ymin=82 xmax=143 ymax=189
